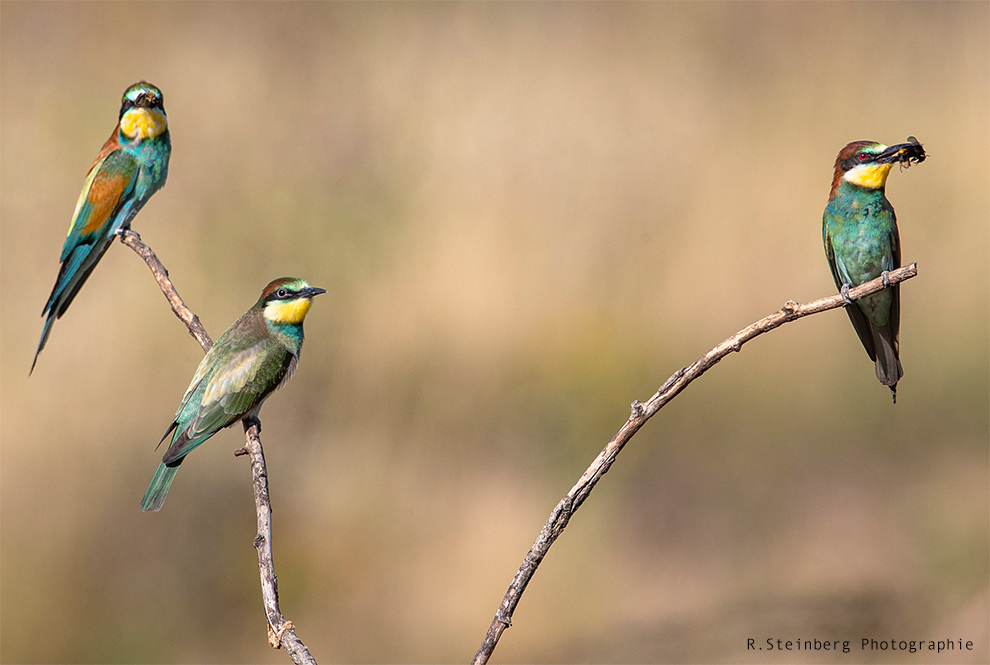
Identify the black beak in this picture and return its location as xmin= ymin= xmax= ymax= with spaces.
xmin=299 ymin=287 xmax=327 ymax=298
xmin=876 ymin=139 xmax=926 ymax=165
xmin=134 ymin=91 xmax=163 ymax=110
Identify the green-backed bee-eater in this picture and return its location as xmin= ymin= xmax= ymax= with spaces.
xmin=141 ymin=278 xmax=326 ymax=512
xmin=32 ymin=81 xmax=171 ymax=373
xmin=823 ymin=139 xmax=925 ymax=403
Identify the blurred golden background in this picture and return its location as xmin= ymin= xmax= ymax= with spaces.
xmin=2 ymin=3 xmax=987 ymax=663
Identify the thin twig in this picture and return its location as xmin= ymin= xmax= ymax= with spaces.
xmin=122 ymin=230 xmax=317 ymax=664
xmin=472 ymin=263 xmax=919 ymax=665
xmin=119 ymin=230 xmax=213 ymax=353
xmin=236 ymin=422 xmax=318 ymax=664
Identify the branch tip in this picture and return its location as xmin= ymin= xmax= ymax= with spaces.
xmin=473 ymin=263 xmax=921 ymax=665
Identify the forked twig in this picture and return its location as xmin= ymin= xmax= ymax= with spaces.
xmin=472 ymin=263 xmax=919 ymax=665
xmin=121 ymin=230 xmax=317 ymax=664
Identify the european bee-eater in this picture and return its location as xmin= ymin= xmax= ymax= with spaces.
xmin=823 ymin=139 xmax=925 ymax=403
xmin=32 ymin=81 xmax=171 ymax=373
xmin=141 ymin=278 xmax=326 ymax=512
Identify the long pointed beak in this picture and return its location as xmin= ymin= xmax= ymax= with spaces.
xmin=299 ymin=287 xmax=327 ymax=298
xmin=876 ymin=139 xmax=926 ymax=165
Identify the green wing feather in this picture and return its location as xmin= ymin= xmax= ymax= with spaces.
xmin=161 ymin=330 xmax=292 ymax=465
xmin=33 ymin=152 xmax=140 ymax=373
xmin=61 ymin=150 xmax=138 ymax=261
xmin=143 ymin=336 xmax=290 ymax=512
xmin=824 ymin=222 xmax=877 ymax=361
xmin=144 ymin=298 xmax=307 ymax=510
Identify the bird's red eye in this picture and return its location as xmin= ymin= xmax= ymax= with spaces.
xmin=858 ymin=152 xmax=870 ymax=161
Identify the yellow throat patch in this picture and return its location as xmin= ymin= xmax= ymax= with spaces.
xmin=120 ymin=107 xmax=168 ymax=140
xmin=264 ymin=297 xmax=313 ymax=325
xmin=843 ymin=162 xmax=893 ymax=190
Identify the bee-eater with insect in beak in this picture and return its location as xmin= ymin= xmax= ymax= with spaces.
xmin=823 ymin=138 xmax=925 ymax=403
xmin=32 ymin=81 xmax=171 ymax=373
xmin=141 ymin=278 xmax=326 ymax=512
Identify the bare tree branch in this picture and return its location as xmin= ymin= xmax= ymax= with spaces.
xmin=472 ymin=263 xmax=919 ymax=665
xmin=235 ymin=423 xmax=318 ymax=664
xmin=119 ymin=230 xmax=213 ymax=353
xmin=121 ymin=230 xmax=317 ymax=664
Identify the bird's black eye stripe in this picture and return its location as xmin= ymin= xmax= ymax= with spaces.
xmin=264 ymin=286 xmax=300 ymax=304
xmin=842 ymin=153 xmax=873 ymax=171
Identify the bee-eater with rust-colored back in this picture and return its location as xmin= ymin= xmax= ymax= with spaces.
xmin=823 ymin=139 xmax=925 ymax=403
xmin=32 ymin=81 xmax=171 ymax=373
xmin=141 ymin=278 xmax=326 ymax=512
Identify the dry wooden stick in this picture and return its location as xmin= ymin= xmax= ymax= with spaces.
xmin=472 ymin=263 xmax=919 ymax=665
xmin=121 ymin=230 xmax=317 ymax=665
xmin=235 ymin=422 xmax=317 ymax=664
xmin=119 ymin=230 xmax=212 ymax=353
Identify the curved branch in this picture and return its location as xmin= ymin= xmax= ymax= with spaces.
xmin=122 ymin=230 xmax=317 ymax=664
xmin=119 ymin=230 xmax=213 ymax=353
xmin=472 ymin=263 xmax=919 ymax=665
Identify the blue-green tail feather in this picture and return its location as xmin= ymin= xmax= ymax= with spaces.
xmin=141 ymin=462 xmax=180 ymax=512
xmin=30 ymin=313 xmax=57 ymax=375
xmin=31 ymin=241 xmax=111 ymax=374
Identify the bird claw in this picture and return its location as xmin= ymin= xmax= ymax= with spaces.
xmin=243 ymin=415 xmax=262 ymax=433
xmin=880 ymin=270 xmax=891 ymax=289
xmin=840 ymin=284 xmax=855 ymax=306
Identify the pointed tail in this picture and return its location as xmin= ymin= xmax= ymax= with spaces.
xmin=141 ymin=461 xmax=181 ymax=512
xmin=872 ymin=323 xmax=903 ymax=403
xmin=30 ymin=312 xmax=58 ymax=375
xmin=32 ymin=239 xmax=113 ymax=375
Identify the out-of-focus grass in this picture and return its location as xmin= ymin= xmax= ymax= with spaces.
xmin=2 ymin=3 xmax=987 ymax=663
